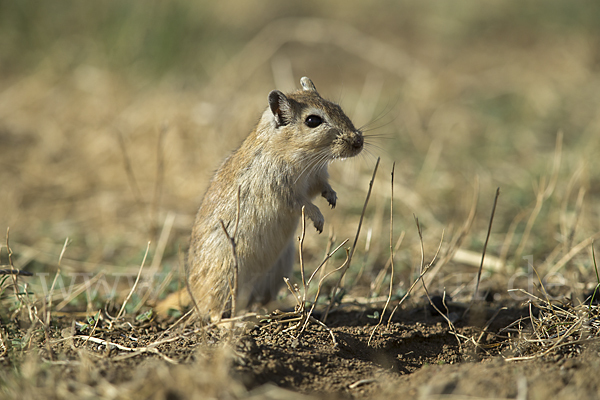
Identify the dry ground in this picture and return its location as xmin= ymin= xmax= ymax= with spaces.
xmin=2 ymin=1 xmax=600 ymax=399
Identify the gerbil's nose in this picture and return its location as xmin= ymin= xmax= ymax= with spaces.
xmin=352 ymin=133 xmax=364 ymax=150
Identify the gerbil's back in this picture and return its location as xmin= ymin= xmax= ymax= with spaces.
xmin=186 ymin=77 xmax=363 ymax=320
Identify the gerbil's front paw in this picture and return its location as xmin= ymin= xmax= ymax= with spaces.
xmin=322 ymin=188 xmax=337 ymax=209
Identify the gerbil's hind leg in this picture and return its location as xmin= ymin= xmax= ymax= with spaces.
xmin=249 ymin=239 xmax=295 ymax=305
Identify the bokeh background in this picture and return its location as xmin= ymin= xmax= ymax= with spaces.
xmin=2 ymin=1 xmax=600 ymax=306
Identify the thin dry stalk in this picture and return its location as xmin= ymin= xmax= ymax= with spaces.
xmin=43 ymin=237 xmax=70 ymax=360
xmin=5 ymin=228 xmax=19 ymax=299
xmin=473 ymin=188 xmax=500 ymax=300
xmin=220 ymin=186 xmax=242 ymax=319
xmin=156 ymin=308 xmax=195 ymax=342
xmin=419 ymin=177 xmax=478 ymax=293
xmin=475 ymin=306 xmax=508 ymax=349
xmin=559 ymin=163 xmax=585 ymax=241
xmin=138 ymin=211 xmax=176 ymax=311
xmin=566 ymin=187 xmax=586 ymax=250
xmin=283 ymin=277 xmax=302 ymax=308
xmin=372 ymin=234 xmax=405 ymax=296
xmin=323 ymin=157 xmax=380 ymax=323
xmin=353 ymin=227 xmax=373 ymax=285
xmin=307 ymin=239 xmax=350 ymax=287
xmin=368 ymin=162 xmax=396 ymax=345
xmin=66 ymin=334 xmax=178 ymax=364
xmin=588 ymin=243 xmax=599 ymax=309
xmin=298 ymin=250 xmax=350 ymax=345
xmin=273 ymin=240 xmax=349 ymax=346
xmin=220 ymin=220 xmax=239 ymax=319
xmin=505 ymin=318 xmax=584 ymax=362
xmin=114 ymin=241 xmax=151 ymax=323
xmin=387 ymin=220 xmax=444 ymax=327
xmin=546 ymin=231 xmax=600 ymax=275
xmin=513 ymin=133 xmax=562 ymax=266
xmin=55 ymin=272 xmax=106 ymax=311
xmin=411 ymin=218 xmax=458 ymax=348
xmin=317 ymin=227 xmax=336 ymax=284
xmin=299 ymin=206 xmax=307 ymax=304
xmin=513 ymin=177 xmax=547 ymax=266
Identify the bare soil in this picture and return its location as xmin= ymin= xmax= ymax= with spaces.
xmin=5 ymin=297 xmax=599 ymax=399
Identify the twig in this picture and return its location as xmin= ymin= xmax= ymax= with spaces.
xmin=546 ymin=232 xmax=600 ymax=275
xmin=372 ymin=233 xmax=405 ymax=296
xmin=114 ymin=241 xmax=151 ymax=323
xmin=588 ymin=242 xmax=599 ymax=309
xmin=475 ymin=307 xmax=507 ymax=349
xmin=318 ymin=228 xmax=336 ymax=284
xmin=368 ymin=162 xmax=396 ymax=345
xmin=387 ymin=219 xmax=443 ymax=327
xmin=411 ymin=216 xmax=460 ymax=349
xmin=218 ymin=186 xmax=242 ymax=322
xmin=420 ymin=177 xmax=478 ymax=293
xmin=299 ymin=206 xmax=307 ymax=305
xmin=309 ymin=316 xmax=337 ymax=347
xmin=298 ymin=249 xmax=349 ymax=342
xmin=307 ymin=239 xmax=349 ymax=287
xmin=473 ymin=188 xmax=500 ymax=300
xmin=505 ymin=319 xmax=583 ymax=362
xmin=55 ymin=272 xmax=106 ymax=311
xmin=349 ymin=379 xmax=377 ymax=389
xmin=138 ymin=211 xmax=176 ymax=311
xmin=323 ymin=157 xmax=380 ymax=322
xmin=69 ymin=335 xmax=178 ymax=364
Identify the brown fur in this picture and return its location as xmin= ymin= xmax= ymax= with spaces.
xmin=157 ymin=77 xmax=363 ymax=321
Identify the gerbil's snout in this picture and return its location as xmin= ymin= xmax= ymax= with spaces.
xmin=334 ymin=129 xmax=363 ymax=159
xmin=351 ymin=132 xmax=364 ymax=151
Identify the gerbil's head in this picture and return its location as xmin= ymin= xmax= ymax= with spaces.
xmin=264 ymin=77 xmax=363 ymax=161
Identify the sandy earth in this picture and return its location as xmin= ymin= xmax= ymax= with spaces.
xmin=3 ymin=297 xmax=597 ymax=400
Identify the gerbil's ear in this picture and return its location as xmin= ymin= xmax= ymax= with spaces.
xmin=268 ymin=90 xmax=292 ymax=127
xmin=300 ymin=77 xmax=318 ymax=94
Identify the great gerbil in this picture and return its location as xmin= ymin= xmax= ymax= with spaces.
xmin=158 ymin=77 xmax=363 ymax=321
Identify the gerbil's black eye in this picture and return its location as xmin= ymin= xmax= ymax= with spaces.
xmin=305 ymin=115 xmax=323 ymax=128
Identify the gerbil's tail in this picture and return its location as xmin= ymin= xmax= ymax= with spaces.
xmin=154 ymin=288 xmax=191 ymax=317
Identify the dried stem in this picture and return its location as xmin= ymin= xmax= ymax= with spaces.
xmin=299 ymin=206 xmax=307 ymax=305
xmin=473 ymin=187 xmax=500 ymax=300
xmin=114 ymin=241 xmax=151 ymax=323
xmin=323 ymin=157 xmax=380 ymax=323
xmin=368 ymin=162 xmax=396 ymax=345
xmin=387 ymin=219 xmax=444 ymax=327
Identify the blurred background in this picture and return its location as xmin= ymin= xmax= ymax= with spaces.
xmin=1 ymin=1 xmax=600 ymax=307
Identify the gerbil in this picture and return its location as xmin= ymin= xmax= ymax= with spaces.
xmin=160 ymin=77 xmax=363 ymax=321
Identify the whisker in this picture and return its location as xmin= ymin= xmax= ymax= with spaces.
xmin=294 ymin=149 xmax=330 ymax=184
xmin=363 ymin=143 xmax=390 ymax=159
xmin=364 ymin=132 xmax=394 ymax=140
xmin=358 ymin=98 xmax=399 ymax=131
